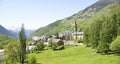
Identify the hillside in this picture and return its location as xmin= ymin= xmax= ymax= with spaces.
xmin=83 ymin=3 xmax=120 ymax=53
xmin=0 ymin=25 xmax=17 ymax=38
xmin=31 ymin=0 xmax=120 ymax=37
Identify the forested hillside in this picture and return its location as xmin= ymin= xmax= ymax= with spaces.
xmin=84 ymin=3 xmax=120 ymax=53
xmin=31 ymin=0 xmax=120 ymax=37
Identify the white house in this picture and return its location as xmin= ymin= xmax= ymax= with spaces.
xmin=0 ymin=49 xmax=4 ymax=60
xmin=72 ymin=31 xmax=84 ymax=41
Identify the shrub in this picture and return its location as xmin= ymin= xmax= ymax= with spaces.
xmin=28 ymin=54 xmax=37 ymax=64
xmin=52 ymin=43 xmax=57 ymax=50
xmin=34 ymin=47 xmax=38 ymax=53
xmin=34 ymin=41 xmax=45 ymax=53
xmin=4 ymin=41 xmax=20 ymax=63
xmin=58 ymin=45 xmax=65 ymax=50
xmin=37 ymin=41 xmax=45 ymax=50
xmin=52 ymin=44 xmax=65 ymax=50
xmin=48 ymin=38 xmax=54 ymax=48
xmin=0 ymin=43 xmax=3 ymax=49
xmin=110 ymin=36 xmax=120 ymax=54
xmin=48 ymin=38 xmax=65 ymax=50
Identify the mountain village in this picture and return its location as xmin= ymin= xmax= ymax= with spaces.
xmin=0 ymin=0 xmax=120 ymax=64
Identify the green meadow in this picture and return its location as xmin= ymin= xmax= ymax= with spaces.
xmin=29 ymin=46 xmax=119 ymax=64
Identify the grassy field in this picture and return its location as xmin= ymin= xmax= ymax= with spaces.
xmin=28 ymin=46 xmax=120 ymax=64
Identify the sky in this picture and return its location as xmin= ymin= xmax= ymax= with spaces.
xmin=0 ymin=0 xmax=98 ymax=30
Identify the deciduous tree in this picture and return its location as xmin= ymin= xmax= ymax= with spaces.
xmin=19 ymin=24 xmax=26 ymax=64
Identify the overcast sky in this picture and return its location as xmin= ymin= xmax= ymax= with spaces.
xmin=0 ymin=0 xmax=98 ymax=30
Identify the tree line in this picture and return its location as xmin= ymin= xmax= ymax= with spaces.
xmin=84 ymin=3 xmax=120 ymax=54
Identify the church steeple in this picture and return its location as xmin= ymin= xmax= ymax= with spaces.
xmin=75 ymin=21 xmax=78 ymax=32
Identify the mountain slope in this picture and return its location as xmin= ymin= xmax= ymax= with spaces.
xmin=31 ymin=0 xmax=120 ymax=37
xmin=8 ymin=29 xmax=34 ymax=38
xmin=9 ymin=30 xmax=18 ymax=38
xmin=0 ymin=25 xmax=17 ymax=38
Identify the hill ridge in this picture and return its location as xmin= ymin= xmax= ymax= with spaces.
xmin=0 ymin=25 xmax=17 ymax=38
xmin=31 ymin=0 xmax=120 ymax=37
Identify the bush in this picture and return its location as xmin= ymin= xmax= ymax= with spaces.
xmin=52 ymin=44 xmax=65 ymax=50
xmin=97 ymin=41 xmax=109 ymax=54
xmin=34 ymin=41 xmax=45 ymax=53
xmin=58 ymin=45 xmax=65 ymax=50
xmin=48 ymin=38 xmax=65 ymax=50
xmin=48 ymin=38 xmax=54 ymax=48
xmin=52 ymin=43 xmax=57 ymax=50
xmin=28 ymin=54 xmax=37 ymax=64
xmin=34 ymin=47 xmax=38 ymax=53
xmin=110 ymin=36 xmax=120 ymax=54
xmin=52 ymin=43 xmax=65 ymax=50
xmin=4 ymin=41 xmax=20 ymax=63
xmin=0 ymin=43 xmax=3 ymax=49
xmin=37 ymin=41 xmax=45 ymax=50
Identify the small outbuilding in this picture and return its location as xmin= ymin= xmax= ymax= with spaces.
xmin=57 ymin=39 xmax=64 ymax=46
